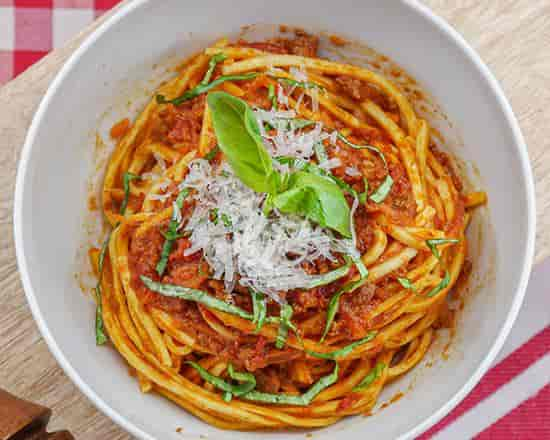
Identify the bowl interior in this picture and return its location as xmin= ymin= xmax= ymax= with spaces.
xmin=15 ymin=1 xmax=534 ymax=439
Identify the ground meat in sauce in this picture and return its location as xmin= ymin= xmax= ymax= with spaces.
xmin=430 ymin=144 xmax=464 ymax=192
xmin=335 ymin=284 xmax=379 ymax=339
xmin=238 ymin=31 xmax=319 ymax=58
xmin=335 ymin=76 xmax=397 ymax=112
xmin=159 ymin=95 xmax=205 ymax=149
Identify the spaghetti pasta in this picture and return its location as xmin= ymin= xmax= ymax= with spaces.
xmin=89 ymin=31 xmax=486 ymax=430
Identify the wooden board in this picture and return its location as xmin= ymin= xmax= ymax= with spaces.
xmin=0 ymin=1 xmax=548 ymax=437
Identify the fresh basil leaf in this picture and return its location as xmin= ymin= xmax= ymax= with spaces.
xmin=120 ymin=172 xmax=140 ymax=215
xmin=320 ymin=276 xmax=370 ymax=342
xmin=157 ymin=72 xmax=259 ymax=106
xmin=156 ymin=188 xmax=189 ymax=276
xmin=203 ymin=146 xmax=219 ymax=161
xmin=426 ymin=270 xmax=451 ymax=297
xmin=268 ymin=83 xmax=277 ymax=110
xmin=369 ymin=175 xmax=394 ymax=204
xmin=272 ymin=171 xmax=351 ymax=237
xmin=397 ymin=277 xmax=416 ymax=291
xmin=208 ymin=91 xmax=278 ymax=194
xmin=276 ymin=156 xmax=358 ymax=199
xmin=359 ymin=177 xmax=369 ymax=204
xmin=275 ymin=304 xmax=293 ymax=349
xmin=201 ymin=53 xmax=227 ymax=86
xmin=186 ymin=361 xmax=256 ymax=397
xmin=425 ymin=238 xmax=460 ymax=260
xmin=353 ymin=361 xmax=386 ymax=391
xmin=307 ymin=331 xmax=377 ymax=359
xmin=250 ymin=289 xmax=267 ymax=333
xmin=242 ymin=363 xmax=338 ymax=405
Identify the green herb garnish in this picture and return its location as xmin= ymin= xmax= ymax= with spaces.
xmin=155 ymin=189 xmax=189 ymax=277
xmin=268 ymin=83 xmax=277 ymax=110
xmin=353 ymin=361 xmax=386 ymax=391
xmin=314 ymin=141 xmax=329 ymax=164
xmin=203 ymin=146 xmax=220 ymax=161
xmin=186 ymin=361 xmax=256 ymax=402
xmin=242 ymin=363 xmax=338 ymax=406
xmin=303 ymin=259 xmax=352 ymax=289
xmin=320 ymin=276 xmax=370 ymax=342
xmin=397 ymin=277 xmax=416 ymax=291
xmin=274 ymin=77 xmax=325 ymax=92
xmin=201 ymin=53 xmax=227 ymax=86
xmin=250 ymin=289 xmax=267 ymax=333
xmin=94 ymin=230 xmax=112 ymax=345
xmin=307 ymin=331 xmax=377 ymax=360
xmin=426 ymin=270 xmax=451 ymax=297
xmin=275 ymin=304 xmax=294 ymax=349
xmin=426 ymin=238 xmax=460 ymax=260
xmin=157 ymin=72 xmax=259 ymax=106
xmin=120 ymin=172 xmax=140 ymax=215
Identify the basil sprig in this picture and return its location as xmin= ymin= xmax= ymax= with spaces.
xmin=353 ymin=361 xmax=386 ymax=391
xmin=250 ymin=289 xmax=267 ymax=333
xmin=156 ymin=189 xmax=190 ymax=277
xmin=243 ymin=363 xmax=338 ymax=406
xmin=157 ymin=72 xmax=259 ymax=106
xmin=187 ymin=361 xmax=256 ymax=402
xmin=424 ymin=238 xmax=459 ymax=297
xmin=94 ymin=230 xmax=112 ymax=345
xmin=320 ymin=275 xmax=370 ymax=342
xmin=208 ymin=91 xmax=352 ymax=237
xmin=337 ymin=134 xmax=394 ymax=204
xmin=120 ymin=172 xmax=140 ymax=215
xmin=307 ymin=331 xmax=377 ymax=360
xmin=203 ymin=146 xmax=220 ymax=161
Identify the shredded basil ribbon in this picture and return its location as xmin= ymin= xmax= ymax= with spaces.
xmin=201 ymin=53 xmax=227 ymax=86
xmin=426 ymin=238 xmax=460 ymax=260
xmin=426 ymin=270 xmax=451 ymax=297
xmin=314 ymin=141 xmax=329 ymax=164
xmin=424 ymin=238 xmax=459 ymax=297
xmin=186 ymin=361 xmax=256 ymax=402
xmin=250 ymin=289 xmax=267 ymax=333
xmin=320 ymin=275 xmax=370 ymax=343
xmin=303 ymin=259 xmax=352 ymax=289
xmin=359 ymin=178 xmax=369 ymax=204
xmin=275 ymin=304 xmax=294 ymax=349
xmin=307 ymin=331 xmax=377 ymax=360
xmin=273 ymin=76 xmax=326 ymax=92
xmin=353 ymin=361 xmax=386 ymax=391
xmin=337 ymin=133 xmax=394 ymax=203
xmin=203 ymin=146 xmax=220 ymax=161
xmin=189 ymin=360 xmax=338 ymax=406
xmin=397 ymin=277 xmax=416 ymax=291
xmin=140 ymin=276 xmax=292 ymax=330
xmin=94 ymin=230 xmax=112 ymax=345
xmin=156 ymin=72 xmax=259 ymax=106
xmin=120 ymin=172 xmax=140 ymax=215
xmin=269 ymin=118 xmax=315 ymax=132
xmin=155 ymin=189 xmax=190 ymax=277
xmin=268 ymin=83 xmax=277 ymax=110
xmin=243 ymin=363 xmax=338 ymax=405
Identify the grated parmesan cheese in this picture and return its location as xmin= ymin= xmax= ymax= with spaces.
xmin=345 ymin=166 xmax=362 ymax=177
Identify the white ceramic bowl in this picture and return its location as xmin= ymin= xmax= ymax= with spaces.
xmin=14 ymin=1 xmax=536 ymax=439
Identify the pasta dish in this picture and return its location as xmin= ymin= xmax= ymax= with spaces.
xmin=89 ymin=31 xmax=487 ymax=430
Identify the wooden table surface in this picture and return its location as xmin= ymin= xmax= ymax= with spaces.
xmin=0 ymin=1 xmax=548 ymax=438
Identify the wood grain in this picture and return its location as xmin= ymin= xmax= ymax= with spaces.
xmin=0 ymin=1 xmax=548 ymax=438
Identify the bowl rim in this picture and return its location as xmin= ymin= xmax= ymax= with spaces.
xmin=13 ymin=0 xmax=536 ymax=438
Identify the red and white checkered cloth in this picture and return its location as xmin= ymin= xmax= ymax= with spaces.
xmin=1 ymin=1 xmax=549 ymax=437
